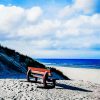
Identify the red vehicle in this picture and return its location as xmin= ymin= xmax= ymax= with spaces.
xmin=27 ymin=67 xmax=56 ymax=88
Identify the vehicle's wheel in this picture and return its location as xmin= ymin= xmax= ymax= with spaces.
xmin=27 ymin=69 xmax=31 ymax=82
xmin=43 ymin=72 xmax=48 ymax=87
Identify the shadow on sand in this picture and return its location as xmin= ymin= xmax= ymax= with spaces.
xmin=20 ymin=80 xmax=92 ymax=92
xmin=37 ymin=83 xmax=92 ymax=92
xmin=56 ymin=83 xmax=92 ymax=92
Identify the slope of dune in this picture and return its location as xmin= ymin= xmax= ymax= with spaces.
xmin=0 ymin=45 xmax=46 ymax=78
xmin=0 ymin=45 xmax=69 ymax=79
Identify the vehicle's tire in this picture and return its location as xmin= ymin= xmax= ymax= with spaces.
xmin=43 ymin=72 xmax=48 ymax=87
xmin=27 ymin=69 xmax=31 ymax=82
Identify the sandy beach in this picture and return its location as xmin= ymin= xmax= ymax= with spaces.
xmin=54 ymin=67 xmax=100 ymax=84
xmin=0 ymin=79 xmax=100 ymax=100
xmin=0 ymin=67 xmax=100 ymax=100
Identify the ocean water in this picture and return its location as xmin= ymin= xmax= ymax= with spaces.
xmin=36 ymin=59 xmax=100 ymax=69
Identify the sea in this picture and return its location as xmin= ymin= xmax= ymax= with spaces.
xmin=36 ymin=59 xmax=100 ymax=69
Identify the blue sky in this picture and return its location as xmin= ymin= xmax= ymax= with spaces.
xmin=0 ymin=0 xmax=100 ymax=58
xmin=0 ymin=0 xmax=73 ymax=7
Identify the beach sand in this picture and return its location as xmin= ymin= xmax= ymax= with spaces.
xmin=54 ymin=67 xmax=100 ymax=84
xmin=0 ymin=79 xmax=100 ymax=100
xmin=0 ymin=67 xmax=100 ymax=100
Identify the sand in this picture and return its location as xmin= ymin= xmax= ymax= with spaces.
xmin=54 ymin=67 xmax=100 ymax=84
xmin=0 ymin=67 xmax=100 ymax=100
xmin=0 ymin=79 xmax=99 ymax=100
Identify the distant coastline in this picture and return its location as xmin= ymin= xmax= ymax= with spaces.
xmin=36 ymin=59 xmax=100 ymax=69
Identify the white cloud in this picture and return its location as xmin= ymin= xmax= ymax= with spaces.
xmin=56 ymin=14 xmax=100 ymax=37
xmin=55 ymin=14 xmax=100 ymax=50
xmin=0 ymin=5 xmax=43 ymax=38
xmin=17 ymin=19 xmax=60 ymax=39
xmin=26 ymin=7 xmax=43 ymax=22
xmin=0 ymin=5 xmax=24 ymax=34
xmin=74 ymin=0 xmax=94 ymax=13
xmin=0 ymin=4 xmax=100 ymax=58
xmin=59 ymin=0 xmax=95 ymax=18
xmin=1 ymin=40 xmax=100 ymax=59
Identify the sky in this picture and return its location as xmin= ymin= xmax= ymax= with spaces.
xmin=0 ymin=0 xmax=100 ymax=59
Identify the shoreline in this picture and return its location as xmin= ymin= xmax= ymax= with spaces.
xmin=52 ymin=66 xmax=100 ymax=84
